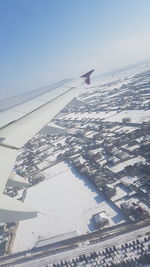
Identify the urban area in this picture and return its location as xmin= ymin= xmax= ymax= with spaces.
xmin=0 ymin=61 xmax=150 ymax=266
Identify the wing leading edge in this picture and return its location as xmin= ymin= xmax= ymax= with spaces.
xmin=0 ymin=70 xmax=94 ymax=223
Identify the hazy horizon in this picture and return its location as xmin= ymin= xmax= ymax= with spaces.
xmin=1 ymin=57 xmax=150 ymax=101
xmin=0 ymin=0 xmax=150 ymax=99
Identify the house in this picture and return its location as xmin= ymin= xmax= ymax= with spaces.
xmin=102 ymin=184 xmax=116 ymax=198
xmin=93 ymin=212 xmax=109 ymax=228
xmin=121 ymin=202 xmax=132 ymax=216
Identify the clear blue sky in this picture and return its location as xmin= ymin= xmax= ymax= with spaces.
xmin=0 ymin=0 xmax=150 ymax=98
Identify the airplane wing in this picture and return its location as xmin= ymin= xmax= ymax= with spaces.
xmin=0 ymin=70 xmax=94 ymax=223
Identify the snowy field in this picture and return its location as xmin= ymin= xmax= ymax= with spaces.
xmin=113 ymin=125 xmax=138 ymax=133
xmin=61 ymin=109 xmax=150 ymax=123
xmin=62 ymin=111 xmax=117 ymax=121
xmin=107 ymin=156 xmax=146 ymax=173
xmin=12 ymin=162 xmax=125 ymax=253
xmin=104 ymin=110 xmax=150 ymax=123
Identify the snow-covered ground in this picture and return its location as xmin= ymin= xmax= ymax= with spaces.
xmin=104 ymin=110 xmax=150 ymax=123
xmin=107 ymin=156 xmax=146 ymax=173
xmin=114 ymin=125 xmax=138 ymax=133
xmin=12 ymin=162 xmax=126 ymax=253
xmin=60 ymin=109 xmax=150 ymax=123
xmin=62 ymin=111 xmax=117 ymax=121
xmin=111 ymin=184 xmax=130 ymax=202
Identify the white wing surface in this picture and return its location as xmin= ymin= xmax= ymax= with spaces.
xmin=0 ymin=70 xmax=94 ymax=223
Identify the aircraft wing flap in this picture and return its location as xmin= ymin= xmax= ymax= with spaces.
xmin=0 ymin=87 xmax=76 ymax=148
xmin=0 ymin=146 xmax=18 ymax=194
xmin=0 ymin=81 xmax=72 ymax=129
xmin=0 ymin=194 xmax=37 ymax=223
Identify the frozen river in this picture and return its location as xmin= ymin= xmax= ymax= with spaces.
xmin=12 ymin=162 xmax=125 ymax=253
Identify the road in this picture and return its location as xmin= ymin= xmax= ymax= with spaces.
xmin=1 ymin=223 xmax=150 ymax=267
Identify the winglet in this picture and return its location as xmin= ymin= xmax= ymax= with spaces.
xmin=81 ymin=70 xmax=94 ymax=85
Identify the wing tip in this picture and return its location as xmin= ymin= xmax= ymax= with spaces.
xmin=81 ymin=70 xmax=94 ymax=85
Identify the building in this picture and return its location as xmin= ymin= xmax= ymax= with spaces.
xmin=93 ymin=212 xmax=109 ymax=228
xmin=102 ymin=184 xmax=116 ymax=198
xmin=121 ymin=202 xmax=132 ymax=216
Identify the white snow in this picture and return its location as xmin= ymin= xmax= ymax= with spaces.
xmin=62 ymin=111 xmax=117 ymax=121
xmin=143 ymin=99 xmax=150 ymax=104
xmin=107 ymin=156 xmax=146 ymax=173
xmin=115 ymin=126 xmax=137 ymax=133
xmin=60 ymin=109 xmax=150 ymax=124
xmin=12 ymin=162 xmax=125 ymax=253
xmin=104 ymin=110 xmax=150 ymax=123
xmin=111 ymin=184 xmax=129 ymax=202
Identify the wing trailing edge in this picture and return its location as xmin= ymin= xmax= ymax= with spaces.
xmin=0 ymin=194 xmax=37 ymax=223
